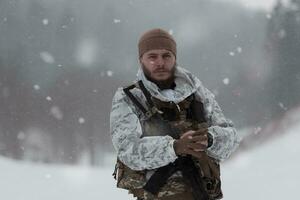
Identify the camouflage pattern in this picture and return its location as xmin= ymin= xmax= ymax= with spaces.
xmin=110 ymin=66 xmax=240 ymax=199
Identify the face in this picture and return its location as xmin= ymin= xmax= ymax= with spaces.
xmin=140 ymin=49 xmax=176 ymax=82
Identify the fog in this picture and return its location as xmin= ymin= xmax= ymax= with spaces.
xmin=0 ymin=0 xmax=299 ymax=188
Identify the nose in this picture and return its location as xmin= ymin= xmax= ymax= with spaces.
xmin=155 ymin=55 xmax=164 ymax=66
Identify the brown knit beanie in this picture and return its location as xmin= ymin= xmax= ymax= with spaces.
xmin=138 ymin=28 xmax=177 ymax=58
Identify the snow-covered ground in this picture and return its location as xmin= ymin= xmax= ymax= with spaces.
xmin=1 ymin=121 xmax=299 ymax=200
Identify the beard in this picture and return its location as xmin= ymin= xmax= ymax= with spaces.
xmin=141 ymin=63 xmax=177 ymax=90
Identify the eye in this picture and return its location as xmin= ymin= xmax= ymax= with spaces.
xmin=163 ymin=54 xmax=171 ymax=59
xmin=148 ymin=55 xmax=157 ymax=59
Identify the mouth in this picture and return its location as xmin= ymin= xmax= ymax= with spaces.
xmin=154 ymin=70 xmax=169 ymax=73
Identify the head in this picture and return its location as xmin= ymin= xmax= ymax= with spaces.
xmin=138 ymin=28 xmax=177 ymax=88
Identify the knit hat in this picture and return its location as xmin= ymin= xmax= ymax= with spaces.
xmin=138 ymin=28 xmax=177 ymax=58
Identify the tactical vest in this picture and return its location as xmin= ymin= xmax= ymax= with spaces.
xmin=113 ymin=81 xmax=223 ymax=200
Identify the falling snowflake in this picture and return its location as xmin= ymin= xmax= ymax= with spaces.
xmin=266 ymin=14 xmax=272 ymax=19
xmin=78 ymin=117 xmax=85 ymax=124
xmin=33 ymin=84 xmax=40 ymax=90
xmin=229 ymin=51 xmax=235 ymax=56
xmin=42 ymin=19 xmax=49 ymax=25
xmin=223 ymin=78 xmax=230 ymax=85
xmin=40 ymin=51 xmax=55 ymax=64
xmin=46 ymin=96 xmax=52 ymax=101
xmin=237 ymin=47 xmax=242 ymax=53
xmin=50 ymin=106 xmax=63 ymax=120
xmin=113 ymin=19 xmax=121 ymax=23
xmin=106 ymin=70 xmax=113 ymax=77
xmin=169 ymin=29 xmax=174 ymax=35
xmin=278 ymin=29 xmax=286 ymax=39
xmin=17 ymin=131 xmax=26 ymax=140
xmin=3 ymin=17 xmax=7 ymax=22
xmin=278 ymin=102 xmax=287 ymax=111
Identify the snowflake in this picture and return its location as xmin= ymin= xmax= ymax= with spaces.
xmin=42 ymin=19 xmax=49 ymax=25
xmin=40 ymin=51 xmax=55 ymax=64
xmin=113 ymin=19 xmax=121 ymax=23
xmin=78 ymin=117 xmax=85 ymax=124
xmin=33 ymin=84 xmax=40 ymax=90
xmin=223 ymin=78 xmax=230 ymax=85
xmin=237 ymin=47 xmax=242 ymax=53
xmin=107 ymin=70 xmax=113 ymax=77
xmin=50 ymin=106 xmax=63 ymax=120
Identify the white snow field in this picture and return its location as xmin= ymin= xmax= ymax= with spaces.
xmin=1 ymin=116 xmax=299 ymax=200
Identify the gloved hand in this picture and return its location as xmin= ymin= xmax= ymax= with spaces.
xmin=173 ymin=128 xmax=209 ymax=159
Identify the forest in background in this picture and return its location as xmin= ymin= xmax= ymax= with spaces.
xmin=0 ymin=0 xmax=299 ymax=165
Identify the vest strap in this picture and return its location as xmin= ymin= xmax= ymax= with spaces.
xmin=123 ymin=83 xmax=148 ymax=114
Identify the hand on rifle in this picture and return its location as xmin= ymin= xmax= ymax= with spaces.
xmin=173 ymin=128 xmax=209 ymax=159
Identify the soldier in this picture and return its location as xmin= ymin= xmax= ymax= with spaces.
xmin=110 ymin=28 xmax=240 ymax=200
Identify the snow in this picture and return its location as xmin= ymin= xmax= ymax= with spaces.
xmin=40 ymin=52 xmax=55 ymax=64
xmin=50 ymin=106 xmax=63 ymax=120
xmin=78 ymin=117 xmax=85 ymax=124
xmin=229 ymin=51 xmax=235 ymax=56
xmin=266 ymin=13 xmax=272 ymax=19
xmin=236 ymin=47 xmax=242 ymax=53
xmin=106 ymin=70 xmax=114 ymax=77
xmin=223 ymin=78 xmax=230 ymax=85
xmin=42 ymin=19 xmax=49 ymax=25
xmin=33 ymin=84 xmax=40 ymax=90
xmin=278 ymin=102 xmax=288 ymax=111
xmin=1 ymin=117 xmax=300 ymax=200
xmin=113 ymin=19 xmax=121 ymax=23
xmin=278 ymin=29 xmax=286 ymax=39
xmin=46 ymin=96 xmax=52 ymax=101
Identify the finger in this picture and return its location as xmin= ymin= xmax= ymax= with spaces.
xmin=188 ymin=143 xmax=207 ymax=150
xmin=192 ymin=129 xmax=208 ymax=136
xmin=196 ymin=140 xmax=208 ymax=146
xmin=180 ymin=130 xmax=195 ymax=139
xmin=190 ymin=135 xmax=207 ymax=142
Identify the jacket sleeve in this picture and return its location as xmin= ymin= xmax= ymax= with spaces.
xmin=200 ymin=87 xmax=240 ymax=162
xmin=110 ymin=88 xmax=178 ymax=170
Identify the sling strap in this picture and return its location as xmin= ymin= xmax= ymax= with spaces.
xmin=123 ymin=80 xmax=163 ymax=118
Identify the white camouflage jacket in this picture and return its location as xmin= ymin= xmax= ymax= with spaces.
xmin=110 ymin=66 xmax=239 ymax=171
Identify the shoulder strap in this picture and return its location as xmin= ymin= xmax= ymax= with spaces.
xmin=123 ymin=82 xmax=148 ymax=115
xmin=123 ymin=81 xmax=163 ymax=117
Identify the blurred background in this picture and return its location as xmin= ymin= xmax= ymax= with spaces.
xmin=0 ymin=0 xmax=299 ymax=199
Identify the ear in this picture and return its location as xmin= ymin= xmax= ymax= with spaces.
xmin=139 ymin=57 xmax=143 ymax=65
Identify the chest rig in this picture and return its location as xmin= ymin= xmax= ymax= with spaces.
xmin=113 ymin=80 xmax=223 ymax=200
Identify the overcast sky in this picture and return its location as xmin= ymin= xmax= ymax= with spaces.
xmin=224 ymin=0 xmax=277 ymax=11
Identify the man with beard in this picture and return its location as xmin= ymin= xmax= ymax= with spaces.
xmin=110 ymin=28 xmax=239 ymax=200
